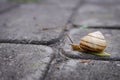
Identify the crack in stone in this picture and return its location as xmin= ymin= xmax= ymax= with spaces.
xmin=67 ymin=0 xmax=85 ymax=24
xmin=41 ymin=53 xmax=55 ymax=80
xmin=73 ymin=24 xmax=120 ymax=29
xmin=87 ymin=26 xmax=120 ymax=29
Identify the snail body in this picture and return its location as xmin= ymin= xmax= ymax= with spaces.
xmin=67 ymin=31 xmax=110 ymax=56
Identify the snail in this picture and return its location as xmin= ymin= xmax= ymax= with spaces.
xmin=66 ymin=31 xmax=110 ymax=56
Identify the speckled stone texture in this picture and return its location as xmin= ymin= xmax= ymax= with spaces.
xmin=0 ymin=0 xmax=120 ymax=80
xmin=0 ymin=0 xmax=18 ymax=13
xmin=45 ymin=59 xmax=120 ymax=80
xmin=72 ymin=0 xmax=120 ymax=27
xmin=0 ymin=43 xmax=53 ymax=80
xmin=0 ymin=0 xmax=79 ymax=44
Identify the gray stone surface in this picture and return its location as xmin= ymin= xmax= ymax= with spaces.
xmin=0 ymin=0 xmax=120 ymax=80
xmin=45 ymin=59 xmax=120 ymax=80
xmin=0 ymin=0 xmax=79 ymax=44
xmin=0 ymin=0 xmax=18 ymax=13
xmin=62 ymin=28 xmax=120 ymax=59
xmin=86 ymin=0 xmax=120 ymax=4
xmin=0 ymin=43 xmax=53 ymax=80
xmin=72 ymin=0 xmax=120 ymax=27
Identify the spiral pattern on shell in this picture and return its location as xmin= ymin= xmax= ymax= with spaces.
xmin=80 ymin=31 xmax=106 ymax=52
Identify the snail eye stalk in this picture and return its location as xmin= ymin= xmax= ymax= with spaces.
xmin=66 ymin=34 xmax=73 ymax=43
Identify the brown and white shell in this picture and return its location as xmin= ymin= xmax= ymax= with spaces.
xmin=80 ymin=31 xmax=106 ymax=52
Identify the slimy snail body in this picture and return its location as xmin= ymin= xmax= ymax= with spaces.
xmin=67 ymin=31 xmax=110 ymax=56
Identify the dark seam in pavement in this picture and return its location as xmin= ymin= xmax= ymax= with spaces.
xmin=72 ymin=24 xmax=120 ymax=29
xmin=72 ymin=56 xmax=120 ymax=61
xmin=0 ymin=3 xmax=19 ymax=14
xmin=67 ymin=0 xmax=85 ymax=24
xmin=86 ymin=2 xmax=120 ymax=5
xmin=41 ymin=53 xmax=55 ymax=80
xmin=88 ymin=26 xmax=120 ymax=29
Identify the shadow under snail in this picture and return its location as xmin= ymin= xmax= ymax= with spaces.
xmin=66 ymin=31 xmax=110 ymax=57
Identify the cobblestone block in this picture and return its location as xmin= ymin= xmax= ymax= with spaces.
xmin=0 ymin=0 xmax=79 ymax=44
xmin=45 ymin=59 xmax=120 ymax=80
xmin=72 ymin=0 xmax=120 ymax=27
xmin=0 ymin=43 xmax=53 ymax=80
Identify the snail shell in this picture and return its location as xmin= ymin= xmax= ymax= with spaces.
xmin=80 ymin=31 xmax=106 ymax=52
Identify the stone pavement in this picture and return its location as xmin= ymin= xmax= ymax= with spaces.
xmin=0 ymin=0 xmax=18 ymax=13
xmin=0 ymin=0 xmax=120 ymax=80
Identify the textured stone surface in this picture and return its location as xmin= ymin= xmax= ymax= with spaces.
xmin=86 ymin=0 xmax=120 ymax=4
xmin=0 ymin=0 xmax=79 ymax=43
xmin=0 ymin=0 xmax=120 ymax=80
xmin=0 ymin=43 xmax=53 ymax=80
xmin=62 ymin=28 xmax=120 ymax=59
xmin=0 ymin=0 xmax=18 ymax=13
xmin=72 ymin=0 xmax=120 ymax=27
xmin=45 ymin=59 xmax=120 ymax=80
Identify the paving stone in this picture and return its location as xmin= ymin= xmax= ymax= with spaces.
xmin=0 ymin=0 xmax=79 ymax=44
xmin=45 ymin=59 xmax=120 ymax=80
xmin=86 ymin=0 xmax=120 ymax=4
xmin=62 ymin=28 xmax=120 ymax=60
xmin=72 ymin=0 xmax=120 ymax=27
xmin=0 ymin=43 xmax=54 ymax=80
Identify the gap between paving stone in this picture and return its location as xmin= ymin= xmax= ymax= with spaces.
xmin=88 ymin=26 xmax=120 ymax=29
xmin=67 ymin=0 xmax=85 ymax=24
xmin=72 ymin=24 xmax=120 ymax=30
xmin=41 ymin=53 xmax=55 ymax=80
